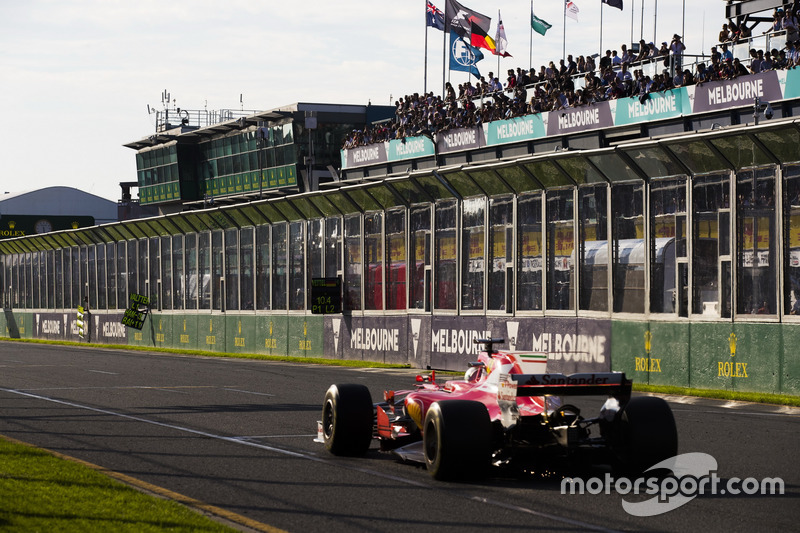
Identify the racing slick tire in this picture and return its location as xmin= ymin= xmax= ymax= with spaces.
xmin=322 ymin=384 xmax=373 ymax=457
xmin=423 ymin=400 xmax=492 ymax=481
xmin=617 ymin=396 xmax=678 ymax=474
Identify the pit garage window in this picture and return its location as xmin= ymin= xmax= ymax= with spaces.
xmin=692 ymin=173 xmax=731 ymax=318
xmin=256 ymin=225 xmax=271 ymax=310
xmin=160 ymin=237 xmax=171 ymax=311
xmin=650 ymin=177 xmax=688 ymax=315
xmin=324 ymin=217 xmax=341 ymax=279
xmin=612 ymin=182 xmax=645 ymax=313
xmin=32 ymin=251 xmax=41 ymax=309
xmin=517 ymin=192 xmax=543 ymax=311
xmin=344 ymin=215 xmax=362 ymax=311
xmin=578 ymin=185 xmax=609 ymax=312
xmin=364 ymin=212 xmax=383 ymax=311
xmin=546 ymin=189 xmax=575 ymax=311
xmin=386 ymin=208 xmax=407 ymax=310
xmin=172 ymin=235 xmax=184 ymax=310
xmin=272 ymin=223 xmax=288 ymax=311
xmin=784 ymin=165 xmax=800 ymax=316
xmin=306 ymin=220 xmax=322 ymax=312
xmin=105 ymin=244 xmax=115 ymax=310
xmin=488 ymin=195 xmax=513 ymax=312
xmin=289 ymin=221 xmax=305 ymax=311
xmin=198 ymin=233 xmax=212 ymax=309
xmin=409 ymin=205 xmax=431 ymax=311
xmin=211 ymin=231 xmax=222 ymax=311
xmin=185 ymin=234 xmax=199 ymax=310
xmin=736 ymin=166 xmax=777 ymax=316
xmin=225 ymin=228 xmax=239 ymax=311
xmin=435 ymin=199 xmax=457 ymax=310
xmin=461 ymin=197 xmax=485 ymax=311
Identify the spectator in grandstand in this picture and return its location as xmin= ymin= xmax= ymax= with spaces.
xmin=784 ymin=9 xmax=799 ymax=42
xmin=721 ymin=43 xmax=733 ymax=62
xmin=731 ymin=57 xmax=750 ymax=77
xmin=670 ymin=34 xmax=686 ymax=71
xmin=749 ymin=49 xmax=763 ymax=73
xmin=719 ymin=23 xmax=732 ymax=43
xmin=621 ymin=44 xmax=633 ymax=64
xmin=787 ymin=41 xmax=800 ymax=67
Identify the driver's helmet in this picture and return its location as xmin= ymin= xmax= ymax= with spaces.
xmin=464 ymin=365 xmax=482 ymax=382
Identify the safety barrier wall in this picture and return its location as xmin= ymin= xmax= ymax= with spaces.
xmin=2 ymin=309 xmax=797 ymax=396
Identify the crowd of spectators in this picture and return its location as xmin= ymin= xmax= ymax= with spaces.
xmin=342 ymin=6 xmax=800 ymax=150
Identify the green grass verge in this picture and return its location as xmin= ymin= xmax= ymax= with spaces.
xmin=633 ymin=383 xmax=800 ymax=407
xmin=0 ymin=436 xmax=236 ymax=532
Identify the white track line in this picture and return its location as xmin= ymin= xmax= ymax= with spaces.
xmin=1 ymin=387 xmax=621 ymax=533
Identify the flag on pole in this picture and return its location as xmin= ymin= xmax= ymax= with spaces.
xmin=601 ymin=0 xmax=623 ymax=10
xmin=426 ymin=1 xmax=445 ymax=30
xmin=449 ymin=29 xmax=483 ymax=78
xmin=470 ymin=20 xmax=501 ymax=55
xmin=445 ymin=0 xmax=491 ymax=38
xmin=531 ymin=12 xmax=552 ymax=35
xmin=494 ymin=11 xmax=512 ymax=57
xmin=565 ymin=1 xmax=579 ymax=21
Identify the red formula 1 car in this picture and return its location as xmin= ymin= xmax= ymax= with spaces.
xmin=319 ymin=339 xmax=677 ymax=480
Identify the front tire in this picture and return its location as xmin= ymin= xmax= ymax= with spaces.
xmin=423 ymin=400 xmax=492 ymax=481
xmin=322 ymin=384 xmax=373 ymax=456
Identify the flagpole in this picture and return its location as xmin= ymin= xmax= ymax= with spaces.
xmin=563 ymin=0 xmax=567 ymax=62
xmin=424 ymin=0 xmax=429 ymax=94
xmin=529 ymin=0 xmax=533 ymax=72
xmin=496 ymin=10 xmax=500 ymax=78
xmin=600 ymin=3 xmax=604 ymax=60
xmin=443 ymin=2 xmax=448 ymax=94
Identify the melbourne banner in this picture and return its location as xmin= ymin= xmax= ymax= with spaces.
xmin=340 ymin=69 xmax=797 ymax=169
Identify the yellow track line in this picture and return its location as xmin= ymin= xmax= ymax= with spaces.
xmin=0 ymin=433 xmax=288 ymax=533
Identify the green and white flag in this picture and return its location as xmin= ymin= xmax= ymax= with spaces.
xmin=531 ymin=12 xmax=552 ymax=36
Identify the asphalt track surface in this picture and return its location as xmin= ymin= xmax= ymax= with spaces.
xmin=0 ymin=342 xmax=797 ymax=532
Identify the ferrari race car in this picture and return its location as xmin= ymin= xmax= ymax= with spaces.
xmin=318 ymin=339 xmax=678 ymax=481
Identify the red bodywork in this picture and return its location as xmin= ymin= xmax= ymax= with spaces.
xmin=376 ymin=348 xmax=549 ymax=441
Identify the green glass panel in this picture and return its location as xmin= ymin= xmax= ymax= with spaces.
xmin=324 ymin=192 xmax=360 ymax=214
xmin=239 ymin=205 xmax=270 ymax=225
xmin=465 ymin=168 xmax=511 ymax=196
xmin=556 ymin=156 xmax=606 ymax=185
xmin=587 ymin=152 xmax=641 ymax=182
xmin=289 ymin=197 xmax=320 ymax=219
xmin=622 ymin=146 xmax=684 ymax=178
xmin=523 ymin=161 xmax=573 ymax=188
xmin=709 ymin=135 xmax=773 ymax=169
xmin=753 ymin=127 xmax=800 ymax=164
xmin=308 ymin=195 xmax=342 ymax=217
xmin=494 ymin=164 xmax=541 ymax=193
xmin=255 ymin=202 xmax=287 ymax=222
xmin=665 ymin=141 xmax=728 ymax=174
xmin=413 ymin=174 xmax=455 ymax=200
xmin=441 ymin=170 xmax=483 ymax=197
xmin=364 ymin=184 xmax=400 ymax=209
xmin=343 ymin=187 xmax=381 ymax=211
xmin=387 ymin=178 xmax=430 ymax=204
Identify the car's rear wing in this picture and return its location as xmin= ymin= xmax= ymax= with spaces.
xmin=501 ymin=372 xmax=632 ymax=399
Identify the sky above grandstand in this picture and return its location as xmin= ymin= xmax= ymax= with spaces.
xmin=1 ymin=0 xmax=734 ymax=202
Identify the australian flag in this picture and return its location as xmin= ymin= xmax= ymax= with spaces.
xmin=427 ymin=1 xmax=445 ymax=31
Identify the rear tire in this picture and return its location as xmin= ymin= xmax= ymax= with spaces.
xmin=616 ymin=396 xmax=678 ymax=474
xmin=423 ymin=400 xmax=492 ymax=481
xmin=322 ymin=384 xmax=373 ymax=457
